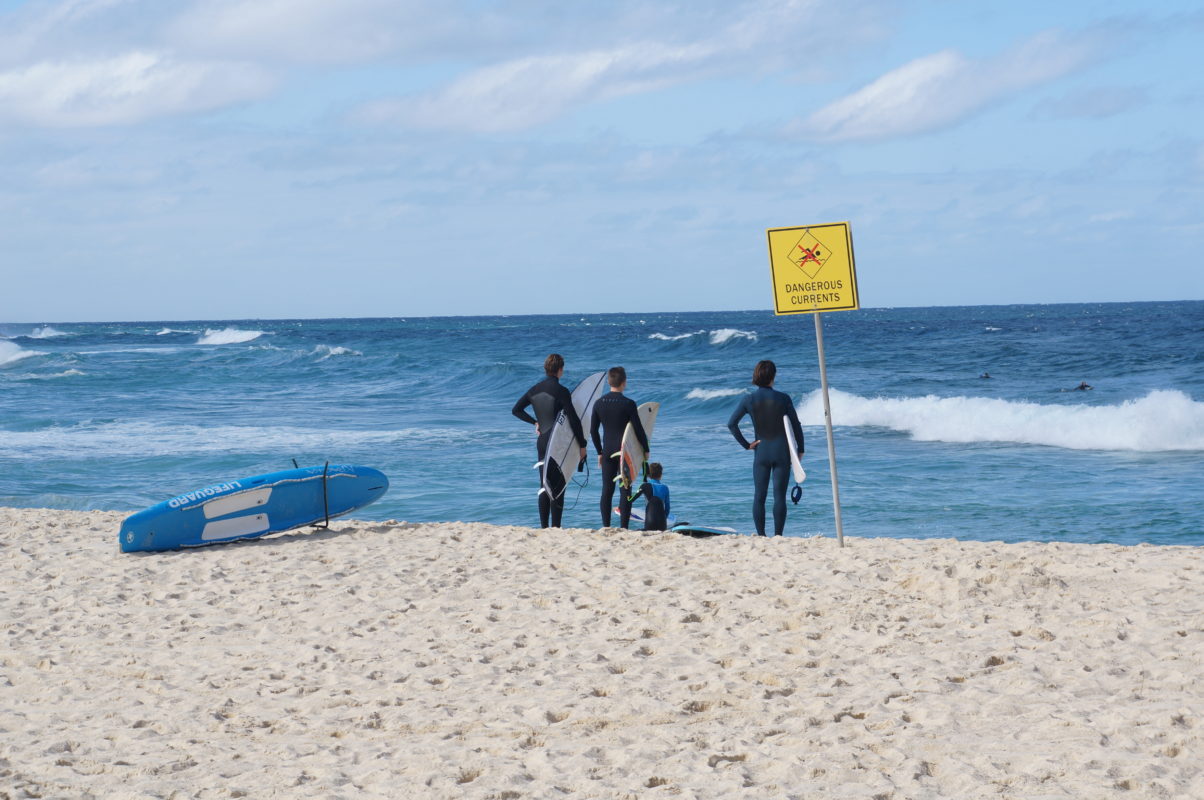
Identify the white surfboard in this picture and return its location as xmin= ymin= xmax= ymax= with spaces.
xmin=540 ymin=371 xmax=608 ymax=499
xmin=618 ymin=401 xmax=659 ymax=491
xmin=784 ymin=413 xmax=805 ymax=484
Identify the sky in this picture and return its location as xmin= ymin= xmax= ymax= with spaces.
xmin=1 ymin=0 xmax=1202 ymax=322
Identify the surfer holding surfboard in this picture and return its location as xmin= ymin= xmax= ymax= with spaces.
xmin=512 ymin=353 xmax=588 ymax=528
xmin=590 ymin=366 xmax=649 ymax=529
xmin=727 ymin=359 xmax=804 ymax=537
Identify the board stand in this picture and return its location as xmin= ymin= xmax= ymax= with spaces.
xmin=293 ymin=458 xmax=332 ymax=529
xmin=315 ymin=461 xmax=331 ymax=529
xmin=814 ymin=313 xmax=845 ymax=547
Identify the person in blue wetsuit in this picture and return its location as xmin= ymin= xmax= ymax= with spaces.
xmin=636 ymin=462 xmax=671 ymax=531
xmin=591 ymin=366 xmax=649 ymax=529
xmin=512 ymin=353 xmax=587 ymax=528
xmin=727 ymin=359 xmax=804 ymax=537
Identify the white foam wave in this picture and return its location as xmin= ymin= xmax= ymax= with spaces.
xmin=29 ymin=326 xmax=67 ymax=338
xmin=313 ymin=345 xmax=362 ymax=360
xmin=709 ymin=328 xmax=757 ymax=345
xmin=686 ymin=387 xmax=745 ymax=401
xmin=648 ymin=329 xmax=757 ymax=345
xmin=0 ymin=421 xmax=458 ymax=459
xmin=797 ymin=389 xmax=1204 ymax=452
xmin=17 ymin=369 xmax=86 ymax=380
xmin=649 ymin=330 xmax=705 ymax=341
xmin=0 ymin=341 xmax=43 ymax=367
xmin=157 ymin=327 xmax=194 ymax=336
xmin=75 ymin=347 xmax=187 ymax=356
xmin=984 ymin=326 xmax=1002 ymax=332
xmin=197 ymin=328 xmax=264 ymax=345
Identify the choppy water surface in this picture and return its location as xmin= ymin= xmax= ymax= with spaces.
xmin=2 ymin=302 xmax=1201 ymax=544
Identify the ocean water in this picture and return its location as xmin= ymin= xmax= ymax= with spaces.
xmin=2 ymin=302 xmax=1201 ymax=545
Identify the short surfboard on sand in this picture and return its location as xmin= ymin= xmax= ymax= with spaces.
xmin=669 ymin=524 xmax=739 ymax=538
xmin=119 ymin=464 xmax=389 ymax=552
xmin=618 ymin=401 xmax=659 ymax=491
xmin=615 ymin=506 xmax=738 ymax=537
xmin=539 ymin=371 xmax=608 ymax=499
xmin=615 ymin=505 xmax=678 ymax=529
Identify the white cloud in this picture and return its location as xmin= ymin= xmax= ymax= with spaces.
xmin=366 ymin=42 xmax=718 ymax=133
xmin=0 ymin=0 xmax=875 ymax=130
xmin=354 ymin=0 xmax=879 ymax=133
xmin=0 ymin=0 xmax=176 ymax=67
xmin=0 ymin=52 xmax=274 ymax=127
xmin=166 ymin=0 xmax=464 ymax=64
xmin=796 ymin=30 xmax=1102 ymax=142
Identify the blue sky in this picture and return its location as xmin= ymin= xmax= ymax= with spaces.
xmin=1 ymin=0 xmax=1201 ymax=322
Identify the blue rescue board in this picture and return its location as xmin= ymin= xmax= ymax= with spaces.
xmin=119 ymin=464 xmax=389 ymax=552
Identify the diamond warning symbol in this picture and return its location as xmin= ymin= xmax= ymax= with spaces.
xmin=788 ymin=229 xmax=831 ymax=279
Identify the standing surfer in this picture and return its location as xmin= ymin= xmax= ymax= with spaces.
xmin=512 ymin=353 xmax=587 ymax=528
xmin=727 ymin=359 xmax=804 ymax=537
xmin=591 ymin=366 xmax=649 ymax=529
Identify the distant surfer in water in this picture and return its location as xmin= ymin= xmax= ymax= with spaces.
xmin=591 ymin=366 xmax=649 ymax=529
xmin=1073 ymin=381 xmax=1093 ymax=391
xmin=727 ymin=359 xmax=804 ymax=537
xmin=512 ymin=353 xmax=587 ymax=528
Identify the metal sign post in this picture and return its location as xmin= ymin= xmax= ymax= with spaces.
xmin=813 ymin=313 xmax=844 ymax=546
xmin=765 ymin=221 xmax=858 ymax=547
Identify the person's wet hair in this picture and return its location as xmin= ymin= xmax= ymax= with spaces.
xmin=607 ymin=366 xmax=626 ymax=388
xmin=647 ymin=462 xmax=663 ymax=480
xmin=752 ymin=360 xmax=776 ymax=387
xmin=544 ymin=353 xmax=564 ymax=376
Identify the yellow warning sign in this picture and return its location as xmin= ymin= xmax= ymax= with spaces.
xmin=766 ymin=221 xmax=859 ymax=315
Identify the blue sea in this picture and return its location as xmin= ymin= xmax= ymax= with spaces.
xmin=2 ymin=301 xmax=1201 ymax=545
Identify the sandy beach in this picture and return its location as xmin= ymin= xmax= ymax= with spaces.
xmin=2 ymin=507 xmax=1201 ymax=799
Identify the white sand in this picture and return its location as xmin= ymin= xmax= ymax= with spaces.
xmin=1 ymin=507 xmax=1202 ymax=799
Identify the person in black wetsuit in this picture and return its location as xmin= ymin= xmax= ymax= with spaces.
xmin=727 ymin=359 xmax=804 ymax=537
xmin=591 ymin=366 xmax=649 ymax=529
xmin=512 ymin=353 xmax=587 ymax=528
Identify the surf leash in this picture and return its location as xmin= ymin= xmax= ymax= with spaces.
xmin=562 ymin=459 xmax=592 ymax=511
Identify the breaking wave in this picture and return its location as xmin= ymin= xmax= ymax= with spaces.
xmin=0 ymin=341 xmax=42 ymax=367
xmin=797 ymin=389 xmax=1204 ymax=452
xmin=313 ymin=345 xmax=362 ymax=360
xmin=14 ymin=369 xmax=86 ymax=380
xmin=649 ymin=329 xmax=757 ymax=345
xmin=197 ymin=328 xmax=264 ymax=345
xmin=0 ymin=421 xmax=461 ymax=459
xmin=709 ymin=329 xmax=757 ymax=345
xmin=686 ymin=387 xmax=745 ymax=401
xmin=649 ymin=330 xmax=706 ymax=341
